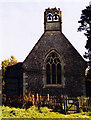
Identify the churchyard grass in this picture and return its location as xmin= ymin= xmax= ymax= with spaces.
xmin=1 ymin=105 xmax=91 ymax=118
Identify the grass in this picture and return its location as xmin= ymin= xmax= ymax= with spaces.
xmin=1 ymin=105 xmax=91 ymax=118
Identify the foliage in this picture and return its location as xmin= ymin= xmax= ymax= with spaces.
xmin=39 ymin=107 xmax=52 ymax=113
xmin=2 ymin=56 xmax=17 ymax=75
xmin=5 ymin=92 xmax=33 ymax=108
xmin=78 ymin=5 xmax=91 ymax=40
xmin=78 ymin=4 xmax=91 ymax=69
xmin=1 ymin=105 xmax=91 ymax=118
xmin=1 ymin=56 xmax=17 ymax=93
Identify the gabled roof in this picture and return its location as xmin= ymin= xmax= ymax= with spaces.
xmin=23 ymin=30 xmax=87 ymax=71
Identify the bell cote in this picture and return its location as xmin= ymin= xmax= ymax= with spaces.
xmin=44 ymin=7 xmax=62 ymax=32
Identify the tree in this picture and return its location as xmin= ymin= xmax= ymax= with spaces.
xmin=78 ymin=4 xmax=91 ymax=69
xmin=2 ymin=56 xmax=18 ymax=94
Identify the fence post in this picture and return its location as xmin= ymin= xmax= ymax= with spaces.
xmin=66 ymin=97 xmax=68 ymax=107
xmin=64 ymin=96 xmax=68 ymax=114
xmin=62 ymin=96 xmax=66 ymax=114
xmin=47 ymin=94 xmax=49 ymax=101
xmin=36 ymin=93 xmax=41 ymax=110
xmin=40 ymin=95 xmax=41 ymax=102
xmin=65 ymin=97 xmax=67 ymax=114
xmin=76 ymin=97 xmax=80 ymax=113
xmin=55 ymin=96 xmax=56 ymax=106
xmin=38 ymin=95 xmax=41 ymax=110
xmin=37 ymin=93 xmax=39 ymax=102
xmin=60 ymin=95 xmax=63 ymax=113
xmin=32 ymin=95 xmax=35 ymax=105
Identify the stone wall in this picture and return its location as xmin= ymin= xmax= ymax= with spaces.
xmin=23 ymin=31 xmax=86 ymax=97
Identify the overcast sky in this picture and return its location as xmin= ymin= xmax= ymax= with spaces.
xmin=0 ymin=0 xmax=90 ymax=64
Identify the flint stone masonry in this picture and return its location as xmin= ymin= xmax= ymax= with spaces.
xmin=23 ymin=30 xmax=86 ymax=97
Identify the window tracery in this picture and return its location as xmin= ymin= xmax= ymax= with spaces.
xmin=46 ymin=52 xmax=61 ymax=84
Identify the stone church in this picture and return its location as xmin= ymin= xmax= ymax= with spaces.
xmin=5 ymin=8 xmax=87 ymax=97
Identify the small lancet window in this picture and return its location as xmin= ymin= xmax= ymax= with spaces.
xmin=53 ymin=12 xmax=59 ymax=21
xmin=47 ymin=13 xmax=52 ymax=21
xmin=46 ymin=52 xmax=61 ymax=85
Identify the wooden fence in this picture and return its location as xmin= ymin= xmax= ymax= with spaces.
xmin=5 ymin=94 xmax=91 ymax=114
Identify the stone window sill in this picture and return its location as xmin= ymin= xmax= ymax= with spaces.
xmin=44 ymin=84 xmax=63 ymax=87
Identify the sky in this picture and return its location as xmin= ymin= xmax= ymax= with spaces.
xmin=0 ymin=0 xmax=90 ymax=65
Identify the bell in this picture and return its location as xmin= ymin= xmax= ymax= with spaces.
xmin=48 ymin=14 xmax=52 ymax=20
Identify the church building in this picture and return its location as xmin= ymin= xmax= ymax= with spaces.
xmin=5 ymin=8 xmax=87 ymax=97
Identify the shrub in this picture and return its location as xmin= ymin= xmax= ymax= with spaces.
xmin=39 ymin=107 xmax=52 ymax=113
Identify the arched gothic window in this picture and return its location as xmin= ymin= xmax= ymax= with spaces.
xmin=46 ymin=52 xmax=61 ymax=84
xmin=47 ymin=13 xmax=52 ymax=21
